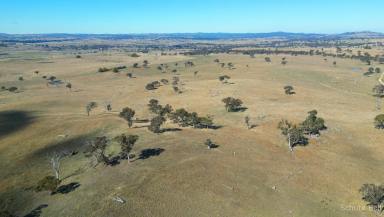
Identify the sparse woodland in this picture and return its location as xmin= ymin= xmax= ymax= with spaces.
xmin=1 ymin=34 xmax=384 ymax=217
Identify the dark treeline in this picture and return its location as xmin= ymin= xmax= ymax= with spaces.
xmin=183 ymin=47 xmax=384 ymax=64
xmin=241 ymin=49 xmax=383 ymax=64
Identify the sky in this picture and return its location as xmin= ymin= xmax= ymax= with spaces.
xmin=0 ymin=0 xmax=383 ymax=34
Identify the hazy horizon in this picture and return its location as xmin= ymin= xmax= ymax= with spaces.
xmin=1 ymin=31 xmax=383 ymax=35
xmin=1 ymin=0 xmax=383 ymax=34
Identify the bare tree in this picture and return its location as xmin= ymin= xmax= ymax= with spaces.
xmin=49 ymin=152 xmax=66 ymax=180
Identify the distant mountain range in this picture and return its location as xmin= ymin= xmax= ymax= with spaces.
xmin=0 ymin=31 xmax=383 ymax=42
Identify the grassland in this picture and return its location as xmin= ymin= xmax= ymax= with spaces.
xmin=1 ymin=47 xmax=384 ymax=217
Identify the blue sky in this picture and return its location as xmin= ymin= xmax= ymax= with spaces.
xmin=0 ymin=0 xmax=383 ymax=34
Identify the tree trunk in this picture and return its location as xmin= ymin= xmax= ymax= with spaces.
xmin=376 ymin=97 xmax=381 ymax=110
xmin=54 ymin=170 xmax=59 ymax=180
xmin=51 ymin=156 xmax=60 ymax=180
xmin=288 ymin=133 xmax=293 ymax=152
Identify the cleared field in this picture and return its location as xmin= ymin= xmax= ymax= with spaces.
xmin=1 ymin=50 xmax=383 ymax=217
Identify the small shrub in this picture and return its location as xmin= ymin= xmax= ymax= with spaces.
xmin=219 ymin=75 xmax=230 ymax=83
xmin=130 ymin=53 xmax=140 ymax=58
xmin=373 ymin=84 xmax=384 ymax=97
xmin=143 ymin=60 xmax=149 ymax=67
xmin=284 ymin=85 xmax=295 ymax=95
xmin=152 ymin=81 xmax=161 ymax=88
xmin=205 ymin=139 xmax=214 ymax=149
xmin=66 ymin=83 xmax=72 ymax=91
xmin=146 ymin=83 xmax=156 ymax=90
xmin=98 ymin=67 xmax=109 ymax=73
xmin=173 ymin=86 xmax=181 ymax=93
xmin=8 ymin=87 xmax=18 ymax=92
xmin=359 ymin=183 xmax=384 ymax=212
xmin=35 ymin=176 xmax=60 ymax=193
xmin=374 ymin=114 xmax=384 ymax=129
xmin=160 ymin=79 xmax=169 ymax=85
xmin=48 ymin=76 xmax=56 ymax=81
xmin=222 ymin=97 xmax=243 ymax=112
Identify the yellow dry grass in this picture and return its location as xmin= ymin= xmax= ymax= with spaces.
xmin=0 ymin=50 xmax=383 ymax=217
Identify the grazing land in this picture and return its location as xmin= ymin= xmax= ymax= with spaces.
xmin=1 ymin=33 xmax=384 ymax=217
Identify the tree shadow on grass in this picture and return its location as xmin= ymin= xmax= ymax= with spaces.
xmin=137 ymin=148 xmax=165 ymax=160
xmin=29 ymin=134 xmax=94 ymax=159
xmin=160 ymin=128 xmax=182 ymax=133
xmin=25 ymin=133 xmax=99 ymax=181
xmin=134 ymin=119 xmax=149 ymax=123
xmin=0 ymin=110 xmax=35 ymax=139
xmin=207 ymin=125 xmax=223 ymax=130
xmin=132 ymin=125 xmax=150 ymax=129
xmin=106 ymin=155 xmax=121 ymax=166
xmin=209 ymin=144 xmax=220 ymax=149
xmin=234 ymin=107 xmax=248 ymax=112
xmin=53 ymin=182 xmax=80 ymax=195
xmin=23 ymin=204 xmax=48 ymax=217
xmin=249 ymin=124 xmax=257 ymax=129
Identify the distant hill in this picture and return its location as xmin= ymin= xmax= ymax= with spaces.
xmin=0 ymin=31 xmax=383 ymax=42
xmin=333 ymin=31 xmax=384 ymax=39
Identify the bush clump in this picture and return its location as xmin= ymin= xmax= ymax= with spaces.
xmin=98 ymin=67 xmax=110 ymax=73
xmin=359 ymin=183 xmax=384 ymax=212
xmin=222 ymin=97 xmax=244 ymax=112
xmin=374 ymin=114 xmax=384 ymax=129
